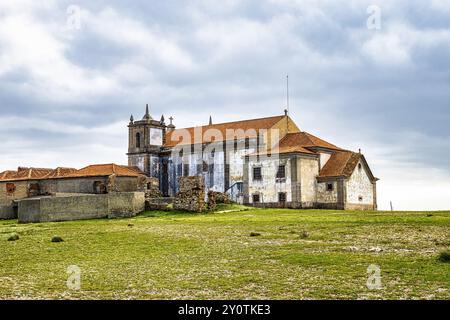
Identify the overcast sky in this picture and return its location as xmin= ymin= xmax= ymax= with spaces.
xmin=0 ymin=0 xmax=449 ymax=210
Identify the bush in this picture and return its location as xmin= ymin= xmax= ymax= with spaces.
xmin=7 ymin=233 xmax=19 ymax=241
xmin=51 ymin=236 xmax=64 ymax=243
xmin=438 ymin=250 xmax=450 ymax=262
xmin=299 ymin=231 xmax=310 ymax=239
xmin=250 ymin=232 xmax=261 ymax=237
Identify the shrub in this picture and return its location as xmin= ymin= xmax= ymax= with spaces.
xmin=51 ymin=236 xmax=64 ymax=243
xmin=299 ymin=231 xmax=309 ymax=239
xmin=7 ymin=233 xmax=19 ymax=241
xmin=250 ymin=232 xmax=261 ymax=237
xmin=438 ymin=250 xmax=450 ymax=262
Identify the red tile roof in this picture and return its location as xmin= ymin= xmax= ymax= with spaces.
xmin=65 ymin=164 xmax=143 ymax=178
xmin=0 ymin=164 xmax=142 ymax=182
xmin=0 ymin=167 xmax=55 ymax=182
xmin=252 ymin=131 xmax=342 ymax=155
xmin=165 ymin=115 xmax=286 ymax=147
xmin=318 ymin=151 xmax=359 ymax=178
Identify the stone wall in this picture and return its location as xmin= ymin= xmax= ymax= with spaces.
xmin=174 ymin=176 xmax=206 ymax=212
xmin=247 ymin=156 xmax=292 ymax=204
xmin=345 ymin=160 xmax=376 ymax=210
xmin=298 ymin=157 xmax=319 ymax=208
xmin=317 ymin=181 xmax=338 ymax=204
xmin=18 ymin=192 xmax=145 ymax=223
xmin=0 ymin=181 xmax=30 ymax=206
xmin=0 ymin=205 xmax=16 ymax=220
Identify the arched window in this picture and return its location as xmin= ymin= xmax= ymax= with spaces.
xmin=136 ymin=132 xmax=141 ymax=148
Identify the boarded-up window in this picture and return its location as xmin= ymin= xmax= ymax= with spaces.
xmin=276 ymin=165 xmax=286 ymax=179
xmin=28 ymin=183 xmax=40 ymax=197
xmin=253 ymin=167 xmax=262 ymax=181
xmin=93 ymin=181 xmax=106 ymax=194
xmin=6 ymin=183 xmax=16 ymax=194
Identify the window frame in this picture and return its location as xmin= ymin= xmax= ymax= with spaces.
xmin=276 ymin=164 xmax=286 ymax=180
xmin=253 ymin=166 xmax=262 ymax=181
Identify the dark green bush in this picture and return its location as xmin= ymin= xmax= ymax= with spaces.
xmin=438 ymin=250 xmax=450 ymax=262
xmin=7 ymin=234 xmax=19 ymax=241
xmin=51 ymin=236 xmax=64 ymax=243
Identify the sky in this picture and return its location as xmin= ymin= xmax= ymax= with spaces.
xmin=0 ymin=0 xmax=449 ymax=211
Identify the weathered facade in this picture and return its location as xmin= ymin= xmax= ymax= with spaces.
xmin=127 ymin=106 xmax=378 ymax=210
xmin=0 ymin=164 xmax=149 ymax=221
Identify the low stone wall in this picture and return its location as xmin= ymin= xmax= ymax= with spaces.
xmin=345 ymin=203 xmax=375 ymax=211
xmin=108 ymin=192 xmax=145 ymax=218
xmin=0 ymin=205 xmax=17 ymax=220
xmin=18 ymin=192 xmax=145 ymax=223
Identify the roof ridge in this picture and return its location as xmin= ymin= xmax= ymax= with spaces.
xmin=176 ymin=114 xmax=285 ymax=131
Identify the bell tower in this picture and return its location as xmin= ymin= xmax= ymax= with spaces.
xmin=127 ymin=104 xmax=167 ymax=177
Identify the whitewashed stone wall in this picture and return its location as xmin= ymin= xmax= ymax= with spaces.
xmin=298 ymin=157 xmax=319 ymax=206
xmin=346 ymin=161 xmax=374 ymax=206
xmin=248 ymin=158 xmax=292 ymax=204
xmin=317 ymin=181 xmax=338 ymax=203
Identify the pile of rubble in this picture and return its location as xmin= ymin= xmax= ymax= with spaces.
xmin=174 ymin=176 xmax=207 ymax=212
xmin=208 ymin=191 xmax=231 ymax=204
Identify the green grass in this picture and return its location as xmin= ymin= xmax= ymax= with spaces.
xmin=0 ymin=207 xmax=449 ymax=300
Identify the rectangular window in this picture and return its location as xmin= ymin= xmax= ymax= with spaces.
xmin=6 ymin=183 xmax=16 ymax=194
xmin=278 ymin=192 xmax=287 ymax=203
xmin=252 ymin=194 xmax=260 ymax=203
xmin=327 ymin=183 xmax=333 ymax=191
xmin=177 ymin=163 xmax=182 ymax=176
xmin=276 ymin=165 xmax=286 ymax=179
xmin=183 ymin=164 xmax=189 ymax=177
xmin=253 ymin=167 xmax=262 ymax=181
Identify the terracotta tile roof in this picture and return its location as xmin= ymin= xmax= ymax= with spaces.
xmin=0 ymin=171 xmax=18 ymax=180
xmin=0 ymin=167 xmax=75 ymax=182
xmin=290 ymin=132 xmax=342 ymax=151
xmin=251 ymin=131 xmax=342 ymax=156
xmin=0 ymin=164 xmax=141 ymax=182
xmin=0 ymin=167 xmax=55 ymax=181
xmin=165 ymin=115 xmax=286 ymax=147
xmin=66 ymin=164 xmax=143 ymax=178
xmin=318 ymin=151 xmax=361 ymax=178
xmin=44 ymin=167 xmax=78 ymax=179
xmin=126 ymin=166 xmax=146 ymax=175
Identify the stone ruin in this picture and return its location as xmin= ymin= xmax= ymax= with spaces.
xmin=145 ymin=177 xmax=162 ymax=198
xmin=174 ymin=176 xmax=208 ymax=212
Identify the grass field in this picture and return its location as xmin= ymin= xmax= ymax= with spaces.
xmin=1 ymin=205 xmax=449 ymax=300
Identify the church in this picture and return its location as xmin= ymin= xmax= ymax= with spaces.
xmin=127 ymin=105 xmax=378 ymax=210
